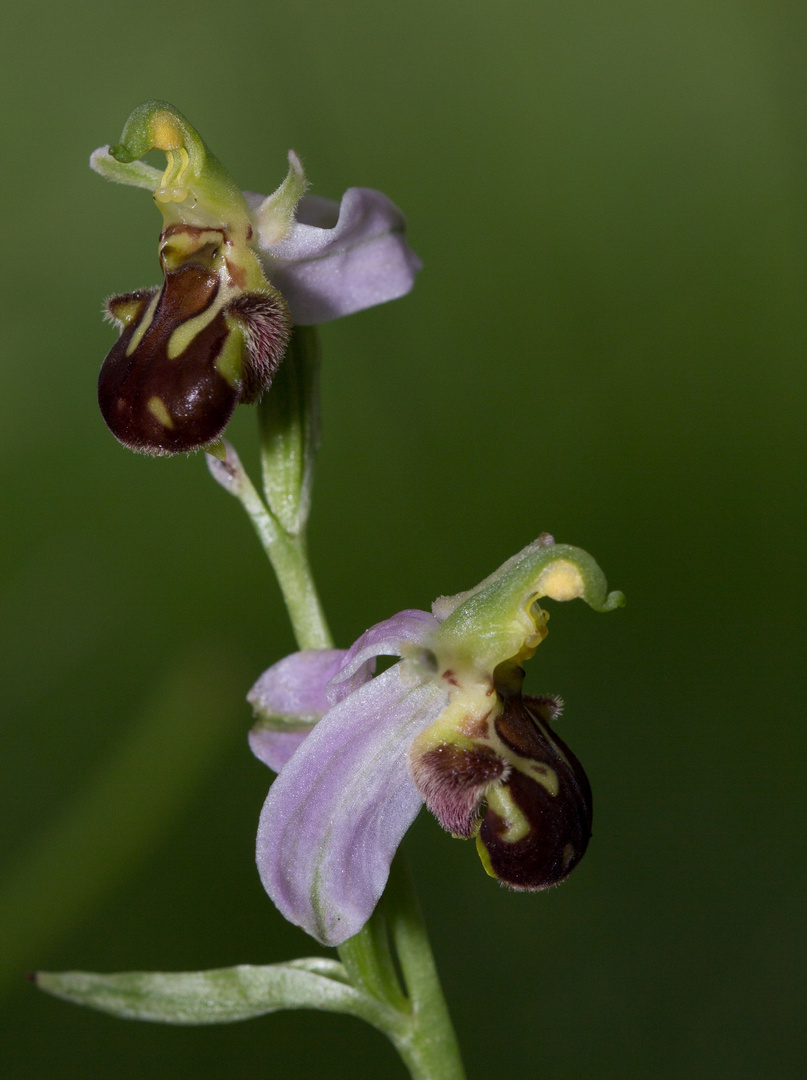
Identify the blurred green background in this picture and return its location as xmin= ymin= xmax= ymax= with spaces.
xmin=1 ymin=1 xmax=805 ymax=1076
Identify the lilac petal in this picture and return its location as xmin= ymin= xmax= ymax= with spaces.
xmin=246 ymin=188 xmax=422 ymax=326
xmin=248 ymin=650 xmax=349 ymax=722
xmin=248 ymin=727 xmax=312 ymax=773
xmin=326 ymin=609 xmax=439 ymax=705
xmin=247 ymin=650 xmax=352 ymax=774
xmin=256 ymin=665 xmax=446 ymax=946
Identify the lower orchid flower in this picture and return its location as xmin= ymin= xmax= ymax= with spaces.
xmin=248 ymin=535 xmax=624 ymax=946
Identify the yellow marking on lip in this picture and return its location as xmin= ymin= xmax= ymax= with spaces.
xmin=147 ymin=396 xmax=174 ymax=429
xmin=166 ymin=302 xmax=222 ymax=360
xmin=160 ymin=229 xmax=224 ymax=268
xmin=475 ymin=833 xmax=497 ymax=878
xmin=524 ymin=760 xmax=559 ymax=797
xmin=108 ymin=297 xmax=145 ymax=328
xmin=166 ymin=266 xmax=240 ymax=362
xmin=125 ymin=291 xmax=161 ymax=357
xmin=486 ymin=785 xmax=530 ymax=844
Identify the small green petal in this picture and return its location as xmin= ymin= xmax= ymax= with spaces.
xmin=254 ymin=149 xmax=309 ymax=247
xmin=89 ymin=147 xmax=163 ymax=190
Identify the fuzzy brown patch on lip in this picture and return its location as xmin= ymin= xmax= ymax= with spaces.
xmin=227 ymin=290 xmax=291 ymax=403
xmin=410 ymin=742 xmax=507 ymax=837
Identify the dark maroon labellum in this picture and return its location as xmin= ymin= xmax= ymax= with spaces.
xmin=98 ymin=219 xmax=291 ymax=458
xmin=478 ymin=695 xmax=593 ymax=890
xmin=99 ymin=267 xmax=240 ymax=456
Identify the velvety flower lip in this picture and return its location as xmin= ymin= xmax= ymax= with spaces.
xmin=248 ymin=539 xmax=623 ymax=947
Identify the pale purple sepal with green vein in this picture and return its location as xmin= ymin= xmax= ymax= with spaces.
xmin=248 ymin=649 xmax=348 ymax=773
xmin=255 ymin=661 xmax=444 ymax=945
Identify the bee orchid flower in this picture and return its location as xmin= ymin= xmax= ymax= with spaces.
xmin=248 ymin=536 xmax=624 ymax=946
xmin=91 ymin=101 xmax=420 ymax=456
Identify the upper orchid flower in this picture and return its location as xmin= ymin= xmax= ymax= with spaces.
xmin=248 ymin=535 xmax=624 ymax=946
xmin=91 ymin=101 xmax=421 ymax=456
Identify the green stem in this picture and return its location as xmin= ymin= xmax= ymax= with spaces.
xmin=257 ymin=326 xmax=331 ymax=651
xmin=384 ymin=859 xmax=467 ymax=1080
xmin=217 ymin=325 xmax=331 ymax=651
xmin=220 ymin=326 xmax=466 ymax=1079
xmin=266 ymin=530 xmax=332 ymax=651
xmin=217 ymin=460 xmax=331 ymax=651
xmin=337 ymin=903 xmax=409 ymax=1015
xmin=268 ymin=532 xmax=332 ymax=651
